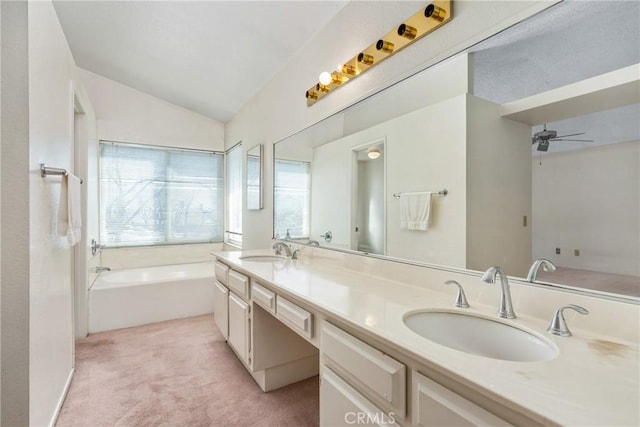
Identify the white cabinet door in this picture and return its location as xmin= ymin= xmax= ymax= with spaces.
xmin=321 ymin=366 xmax=398 ymax=427
xmin=228 ymin=292 xmax=251 ymax=365
xmin=213 ymin=281 xmax=228 ymax=340
xmin=412 ymin=371 xmax=511 ymax=427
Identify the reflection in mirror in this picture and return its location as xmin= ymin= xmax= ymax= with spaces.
xmin=247 ymin=144 xmax=263 ymax=210
xmin=273 ymin=1 xmax=639 ymax=299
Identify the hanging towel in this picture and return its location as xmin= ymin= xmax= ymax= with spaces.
xmin=58 ymin=173 xmax=82 ymax=245
xmin=400 ymin=192 xmax=432 ymax=231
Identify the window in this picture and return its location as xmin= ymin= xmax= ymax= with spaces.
xmin=226 ymin=143 xmax=242 ymax=246
xmin=100 ymin=142 xmax=224 ymax=247
xmin=274 ymin=159 xmax=311 ymax=239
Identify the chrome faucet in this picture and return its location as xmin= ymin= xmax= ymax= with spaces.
xmin=292 ymin=249 xmax=302 ymax=260
xmin=481 ymin=266 xmax=516 ymax=319
xmin=443 ymin=280 xmax=470 ymax=308
xmin=526 ymin=258 xmax=556 ymax=282
xmin=272 ymin=241 xmax=292 ymax=257
xmin=547 ymin=304 xmax=589 ymax=337
xmin=306 ymin=239 xmax=320 ymax=247
xmin=91 ymin=266 xmax=111 ymax=273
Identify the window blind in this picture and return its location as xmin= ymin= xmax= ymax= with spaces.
xmin=100 ymin=142 xmax=224 ymax=247
xmin=274 ymin=159 xmax=311 ymax=239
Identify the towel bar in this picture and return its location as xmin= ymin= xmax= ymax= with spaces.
xmin=393 ymin=189 xmax=447 ymax=199
xmin=40 ymin=163 xmax=83 ymax=184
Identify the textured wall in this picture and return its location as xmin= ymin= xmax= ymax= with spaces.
xmin=1 ymin=2 xmax=30 ymax=425
xmin=28 ymin=1 xmax=96 ymax=425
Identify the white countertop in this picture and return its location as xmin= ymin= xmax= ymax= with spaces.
xmin=214 ymin=249 xmax=640 ymax=426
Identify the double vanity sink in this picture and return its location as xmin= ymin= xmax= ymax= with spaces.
xmin=215 ymin=248 xmax=639 ymax=426
xmin=242 ymin=253 xmax=559 ymax=363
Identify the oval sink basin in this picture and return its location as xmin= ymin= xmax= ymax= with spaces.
xmin=239 ymin=255 xmax=287 ymax=262
xmin=403 ymin=311 xmax=558 ymax=362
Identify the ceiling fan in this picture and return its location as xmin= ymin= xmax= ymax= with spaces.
xmin=531 ymin=124 xmax=594 ymax=152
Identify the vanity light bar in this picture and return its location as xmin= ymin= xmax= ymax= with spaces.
xmin=305 ymin=0 xmax=452 ymax=106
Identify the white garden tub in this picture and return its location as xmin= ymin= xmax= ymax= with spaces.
xmin=89 ymin=262 xmax=215 ymax=333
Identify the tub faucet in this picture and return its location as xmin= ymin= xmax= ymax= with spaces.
xmin=91 ymin=266 xmax=111 ymax=273
xmin=272 ymin=241 xmax=292 ymax=257
xmin=526 ymin=258 xmax=556 ymax=282
xmin=481 ymin=266 xmax=516 ymax=319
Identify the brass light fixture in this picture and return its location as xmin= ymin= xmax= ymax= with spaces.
xmin=357 ymin=53 xmax=375 ymax=66
xmin=306 ymin=1 xmax=452 ymax=106
xmin=376 ymin=39 xmax=395 ymax=54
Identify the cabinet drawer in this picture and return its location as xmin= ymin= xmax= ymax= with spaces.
xmin=276 ymin=296 xmax=313 ymax=339
xmin=321 ymin=322 xmax=406 ymax=418
xmin=228 ymin=270 xmax=249 ymax=300
xmin=214 ymin=261 xmax=229 ymax=285
xmin=321 ymin=366 xmax=399 ymax=427
xmin=412 ymin=371 xmax=511 ymax=426
xmin=252 ymin=281 xmax=276 ymax=313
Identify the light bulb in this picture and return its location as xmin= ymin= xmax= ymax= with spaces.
xmin=319 ymin=71 xmax=332 ymax=86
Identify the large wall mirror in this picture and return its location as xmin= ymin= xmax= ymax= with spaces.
xmin=274 ymin=1 xmax=639 ymax=300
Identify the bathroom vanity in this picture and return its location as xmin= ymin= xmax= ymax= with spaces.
xmin=212 ymin=248 xmax=639 ymax=426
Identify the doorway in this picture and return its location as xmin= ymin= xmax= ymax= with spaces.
xmin=351 ymin=140 xmax=386 ymax=255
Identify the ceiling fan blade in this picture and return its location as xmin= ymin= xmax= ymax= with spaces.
xmin=555 ymin=132 xmax=585 ymax=138
xmin=552 ymin=138 xmax=595 ymax=142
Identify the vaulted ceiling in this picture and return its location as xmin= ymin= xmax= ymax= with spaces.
xmin=53 ymin=1 xmax=347 ymax=122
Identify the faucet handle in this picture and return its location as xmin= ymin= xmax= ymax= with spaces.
xmin=547 ymin=304 xmax=589 ymax=337
xmin=444 ymin=280 xmax=470 ymax=308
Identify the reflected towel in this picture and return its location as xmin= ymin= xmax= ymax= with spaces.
xmin=57 ymin=174 xmax=82 ymax=245
xmin=400 ymin=192 xmax=432 ymax=231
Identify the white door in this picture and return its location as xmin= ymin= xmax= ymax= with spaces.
xmin=228 ymin=292 xmax=250 ymax=365
xmin=213 ymin=281 xmax=229 ymax=339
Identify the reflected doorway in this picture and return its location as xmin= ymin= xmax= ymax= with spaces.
xmin=351 ymin=141 xmax=386 ymax=255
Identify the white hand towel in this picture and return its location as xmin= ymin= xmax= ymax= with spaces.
xmin=400 ymin=192 xmax=432 ymax=231
xmin=57 ymin=174 xmax=82 ymax=245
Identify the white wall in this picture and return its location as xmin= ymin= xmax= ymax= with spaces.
xmin=226 ymin=0 xmax=557 ymax=251
xmin=533 ymin=140 xmax=640 ymax=276
xmin=1 ymin=2 xmax=30 ymax=425
xmin=78 ymin=68 xmax=225 ymax=152
xmin=311 ymin=96 xmax=468 ymax=267
xmin=466 ymin=95 xmax=533 ymax=277
xmin=101 ymin=243 xmax=223 ymax=270
xmin=28 ymin=1 xmax=98 ymax=425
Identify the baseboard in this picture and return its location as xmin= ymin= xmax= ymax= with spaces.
xmin=48 ymin=367 xmax=75 ymax=427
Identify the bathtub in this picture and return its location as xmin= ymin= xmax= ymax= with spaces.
xmin=89 ymin=262 xmax=215 ymax=333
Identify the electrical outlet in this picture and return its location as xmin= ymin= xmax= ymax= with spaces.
xmin=556 ymin=248 xmax=561 ymax=255
xmin=574 ymin=249 xmax=580 ymax=256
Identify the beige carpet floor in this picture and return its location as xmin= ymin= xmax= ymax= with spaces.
xmin=56 ymin=314 xmax=319 ymax=427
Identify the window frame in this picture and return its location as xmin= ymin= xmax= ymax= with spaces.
xmin=225 ymin=142 xmax=243 ymax=247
